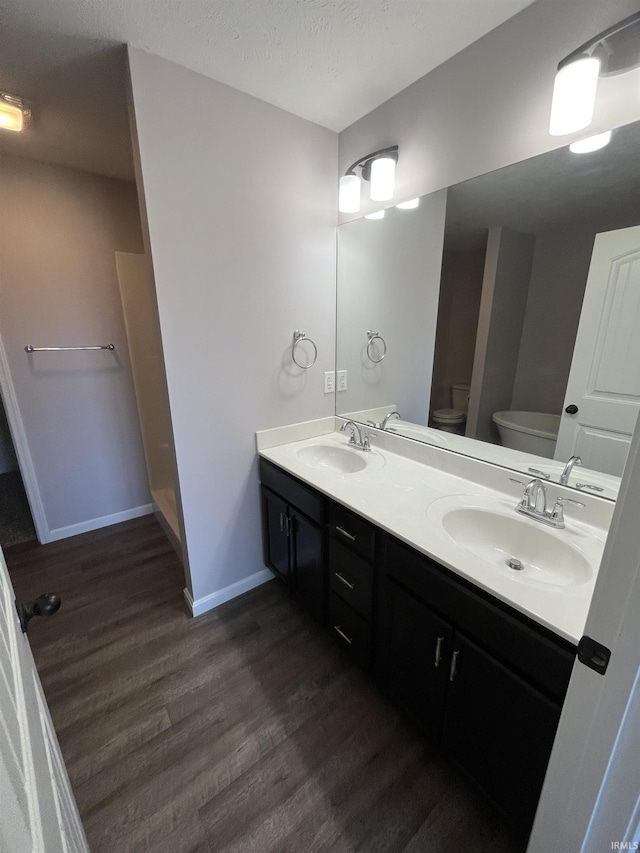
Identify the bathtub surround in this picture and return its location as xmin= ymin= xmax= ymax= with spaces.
xmin=128 ymin=48 xmax=338 ymax=611
xmin=0 ymin=155 xmax=151 ymax=541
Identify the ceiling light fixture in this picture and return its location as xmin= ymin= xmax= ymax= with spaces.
xmin=549 ymin=11 xmax=640 ymax=137
xmin=0 ymin=93 xmax=31 ymax=132
xmin=338 ymin=145 xmax=399 ymax=213
xmin=569 ymin=130 xmax=613 ymax=154
xmin=364 ymin=210 xmax=385 ymax=220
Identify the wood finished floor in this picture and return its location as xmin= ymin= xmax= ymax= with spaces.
xmin=6 ymin=516 xmax=526 ymax=853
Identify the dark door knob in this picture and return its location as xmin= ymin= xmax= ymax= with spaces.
xmin=565 ymin=404 xmax=579 ymax=415
xmin=15 ymin=594 xmax=61 ymax=634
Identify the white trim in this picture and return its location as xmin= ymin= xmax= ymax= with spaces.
xmin=0 ymin=333 xmax=49 ymax=543
xmin=183 ymin=568 xmax=273 ymax=617
xmin=47 ymin=503 xmax=153 ymax=542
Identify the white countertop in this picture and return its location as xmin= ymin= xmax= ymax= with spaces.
xmin=257 ymin=423 xmax=613 ymax=645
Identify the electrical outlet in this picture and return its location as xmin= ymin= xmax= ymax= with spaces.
xmin=324 ymin=371 xmax=335 ymax=394
xmin=337 ymin=370 xmax=348 ymax=392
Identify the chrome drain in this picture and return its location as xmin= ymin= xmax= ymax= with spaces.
xmin=506 ymin=557 xmax=524 ymax=571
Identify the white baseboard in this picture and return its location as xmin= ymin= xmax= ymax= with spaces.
xmin=47 ymin=503 xmax=154 ymax=542
xmin=183 ymin=568 xmax=273 ymax=617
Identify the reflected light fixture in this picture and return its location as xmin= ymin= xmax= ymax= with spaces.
xmin=338 ymin=145 xmax=398 ymax=213
xmin=0 ymin=93 xmax=31 ymax=132
xmin=364 ymin=210 xmax=385 ymax=220
xmin=396 ymin=198 xmax=420 ymax=210
xmin=549 ymin=11 xmax=640 ymax=136
xmin=569 ymin=130 xmax=612 ymax=154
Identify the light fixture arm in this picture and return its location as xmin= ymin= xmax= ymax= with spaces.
xmin=344 ymin=145 xmax=399 ymax=181
xmin=558 ymin=10 xmax=640 ymax=76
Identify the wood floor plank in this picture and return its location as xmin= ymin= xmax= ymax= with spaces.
xmin=5 ymin=515 xmax=526 ymax=853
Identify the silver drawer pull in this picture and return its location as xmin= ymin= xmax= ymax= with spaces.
xmin=434 ymin=636 xmax=444 ymax=668
xmin=336 ymin=525 xmax=357 ymax=542
xmin=449 ymin=649 xmax=460 ymax=682
xmin=279 ymin=511 xmax=284 ymax=533
xmin=335 ymin=572 xmax=355 ymax=590
xmin=333 ymin=625 xmax=353 ymax=645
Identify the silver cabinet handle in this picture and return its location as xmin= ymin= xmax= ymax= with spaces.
xmin=335 ymin=525 xmax=357 ymax=542
xmin=449 ymin=649 xmax=460 ymax=682
xmin=333 ymin=625 xmax=353 ymax=645
xmin=279 ymin=512 xmax=285 ymax=533
xmin=335 ymin=572 xmax=355 ymax=590
xmin=434 ymin=636 xmax=444 ymax=668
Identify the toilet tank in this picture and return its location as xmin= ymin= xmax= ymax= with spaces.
xmin=451 ymin=383 xmax=471 ymax=413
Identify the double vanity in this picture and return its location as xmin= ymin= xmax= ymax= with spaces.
xmin=257 ymin=419 xmax=611 ymax=832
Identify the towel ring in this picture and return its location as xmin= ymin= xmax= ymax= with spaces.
xmin=292 ymin=330 xmax=318 ymax=369
xmin=366 ymin=330 xmax=387 ymax=363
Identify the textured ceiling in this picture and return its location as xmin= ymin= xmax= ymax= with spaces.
xmin=445 ymin=119 xmax=640 ymax=250
xmin=0 ymin=0 xmax=533 ymax=180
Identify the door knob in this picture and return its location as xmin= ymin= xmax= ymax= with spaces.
xmin=565 ymin=404 xmax=579 ymax=415
xmin=15 ymin=594 xmax=61 ymax=634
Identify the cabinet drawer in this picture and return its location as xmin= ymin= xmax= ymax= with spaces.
xmin=329 ymin=503 xmax=375 ymax=562
xmin=329 ymin=539 xmax=373 ymax=621
xmin=329 ymin=592 xmax=371 ymax=671
xmin=259 ymin=459 xmax=323 ymax=524
xmin=384 ymin=536 xmax=575 ymax=703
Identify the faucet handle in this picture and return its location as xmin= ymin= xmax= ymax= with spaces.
xmin=527 ymin=467 xmax=550 ymax=480
xmin=576 ymin=483 xmax=604 ymax=492
xmin=509 ymin=478 xmax=526 ymax=488
xmin=551 ymin=496 xmax=586 ymax=527
xmin=555 ymin=497 xmax=586 ymax=509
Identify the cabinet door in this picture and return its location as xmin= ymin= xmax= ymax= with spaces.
xmin=377 ymin=579 xmax=452 ymax=739
xmin=291 ymin=510 xmax=324 ymax=624
xmin=443 ymin=633 xmax=561 ymax=832
xmin=261 ymin=487 xmax=290 ymax=582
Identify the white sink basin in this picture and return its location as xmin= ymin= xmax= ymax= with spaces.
xmin=428 ymin=495 xmax=601 ymax=589
xmin=296 ymin=443 xmax=368 ymax=474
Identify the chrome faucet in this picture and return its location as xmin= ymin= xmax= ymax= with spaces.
xmin=559 ymin=455 xmax=582 ymax=486
xmin=380 ymin=411 xmax=401 ymax=430
xmin=509 ymin=477 xmax=584 ymax=529
xmin=340 ymin=420 xmax=370 ymax=451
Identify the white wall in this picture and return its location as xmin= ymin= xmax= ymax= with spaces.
xmin=0 ymin=155 xmax=151 ymax=537
xmin=127 ymin=48 xmax=337 ymax=609
xmin=338 ymin=0 xmax=640 ymax=221
xmin=336 ymin=191 xmax=446 ymax=424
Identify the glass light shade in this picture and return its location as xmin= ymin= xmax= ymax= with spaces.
xmin=569 ymin=130 xmax=612 ymax=153
xmin=370 ymin=156 xmax=396 ymax=201
xmin=0 ymin=99 xmax=25 ymax=132
xmin=549 ymin=56 xmax=601 ymax=136
xmin=396 ymin=198 xmax=420 ymax=210
xmin=339 ymin=174 xmax=361 ymax=213
xmin=364 ymin=210 xmax=385 ymax=220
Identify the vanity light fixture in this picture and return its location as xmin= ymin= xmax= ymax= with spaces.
xmin=396 ymin=198 xmax=420 ymax=210
xmin=569 ymin=130 xmax=612 ymax=154
xmin=338 ymin=145 xmax=399 ymax=212
xmin=0 ymin=93 xmax=31 ymax=132
xmin=549 ymin=11 xmax=640 ymax=136
xmin=364 ymin=210 xmax=385 ymax=220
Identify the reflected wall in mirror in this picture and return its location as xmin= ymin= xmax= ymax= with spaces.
xmin=336 ymin=120 xmax=640 ymax=500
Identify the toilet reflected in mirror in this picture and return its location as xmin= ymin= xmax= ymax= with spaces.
xmin=431 ymin=383 xmax=470 ymax=435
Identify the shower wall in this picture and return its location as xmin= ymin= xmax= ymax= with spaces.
xmin=116 ymin=252 xmax=183 ymax=552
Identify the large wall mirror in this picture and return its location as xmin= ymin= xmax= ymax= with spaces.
xmin=336 ymin=119 xmax=640 ymax=501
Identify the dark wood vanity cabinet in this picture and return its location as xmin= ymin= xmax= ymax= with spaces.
xmin=377 ymin=536 xmax=576 ymax=831
xmin=327 ymin=503 xmax=377 ymax=671
xmin=260 ymin=460 xmax=325 ymax=623
xmin=258 ymin=459 xmax=577 ymax=831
